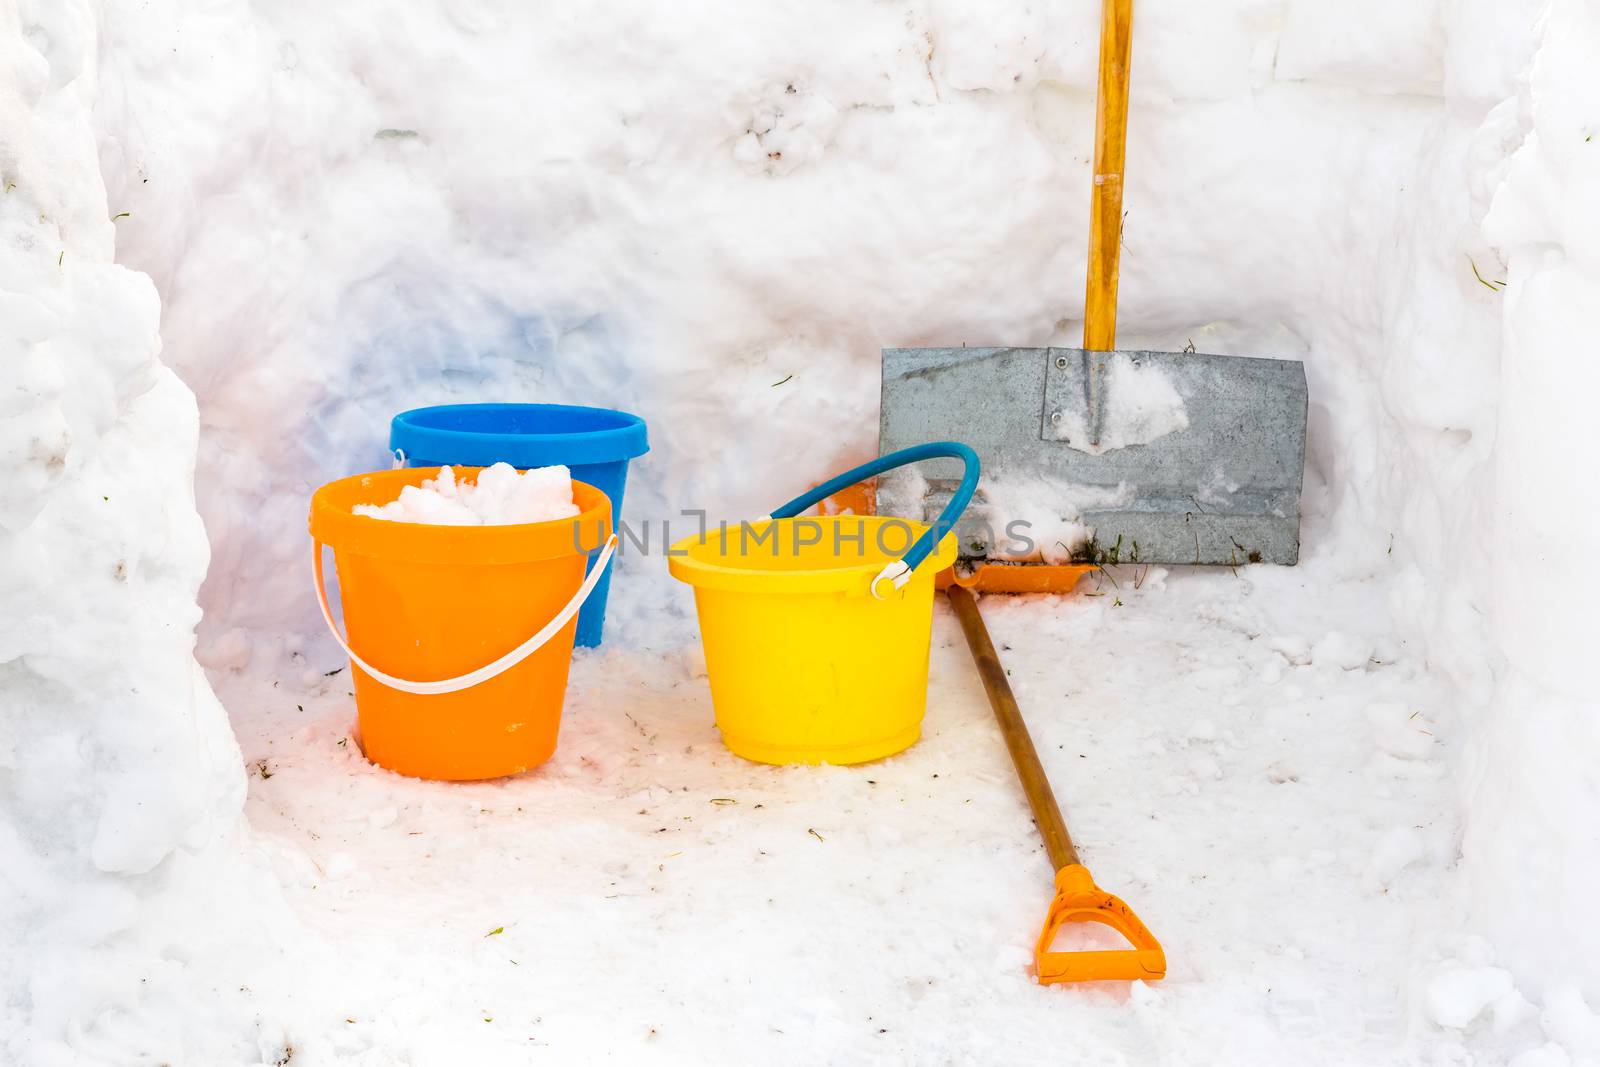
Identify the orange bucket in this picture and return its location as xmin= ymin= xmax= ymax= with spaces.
xmin=308 ymin=467 xmax=613 ymax=781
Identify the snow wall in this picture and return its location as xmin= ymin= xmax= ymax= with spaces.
xmin=3 ymin=0 xmax=1598 ymax=1056
xmin=2 ymin=1 xmax=253 ymax=1061
xmin=1471 ymin=0 xmax=1600 ymax=996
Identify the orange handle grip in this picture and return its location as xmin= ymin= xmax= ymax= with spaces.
xmin=1035 ymin=864 xmax=1166 ymax=984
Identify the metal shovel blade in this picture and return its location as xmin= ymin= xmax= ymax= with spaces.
xmin=880 ymin=347 xmax=1308 ymax=566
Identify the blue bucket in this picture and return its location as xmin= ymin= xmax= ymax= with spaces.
xmin=390 ymin=403 xmax=649 ymax=647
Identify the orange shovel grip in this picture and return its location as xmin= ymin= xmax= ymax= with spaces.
xmin=1035 ymin=865 xmax=1166 ymax=984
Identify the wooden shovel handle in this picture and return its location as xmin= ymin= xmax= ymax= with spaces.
xmin=1084 ymin=0 xmax=1134 ymax=353
xmin=948 ymin=586 xmax=1080 ymax=871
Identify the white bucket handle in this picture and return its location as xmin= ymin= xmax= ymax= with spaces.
xmin=312 ymin=533 xmax=618 ymax=696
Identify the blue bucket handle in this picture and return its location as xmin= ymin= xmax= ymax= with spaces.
xmin=767 ymin=441 xmax=980 ymax=599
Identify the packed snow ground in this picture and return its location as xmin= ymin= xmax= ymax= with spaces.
xmin=199 ymin=563 xmax=1522 ymax=1066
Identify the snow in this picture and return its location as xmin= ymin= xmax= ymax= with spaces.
xmin=1 ymin=4 xmax=257 ymax=1062
xmin=1309 ymin=629 xmax=1375 ymax=671
xmin=1468 ymin=0 xmax=1600 ymax=1003
xmin=1047 ymin=353 xmax=1190 ymax=454
xmin=211 ymin=567 xmax=1476 ymax=1063
xmin=1511 ymin=1045 xmax=1574 ymax=1067
xmin=873 ymin=466 xmax=929 ymax=527
xmin=876 ymin=466 xmax=1135 ymax=564
xmin=1427 ymin=965 xmax=1516 ymax=1029
xmin=4 ymin=0 xmax=1598 ymax=1063
xmin=1541 ymin=986 xmax=1600 ymax=1059
xmin=352 ymin=463 xmax=578 ymax=526
xmin=968 ymin=475 xmax=1133 ymax=563
xmin=1365 ymin=701 xmax=1438 ymax=761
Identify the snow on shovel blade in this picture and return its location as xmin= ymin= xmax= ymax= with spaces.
xmin=880 ymin=346 xmax=1308 ymax=566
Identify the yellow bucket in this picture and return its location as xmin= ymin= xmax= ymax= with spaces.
xmin=669 ymin=515 xmax=958 ymax=764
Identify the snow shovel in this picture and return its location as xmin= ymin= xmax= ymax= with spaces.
xmin=879 ymin=0 xmax=1308 ymax=587
xmin=949 ymin=585 xmax=1166 ymax=983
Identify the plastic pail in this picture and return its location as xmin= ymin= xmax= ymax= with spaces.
xmin=668 ymin=443 xmax=979 ymax=765
xmin=390 ymin=404 xmax=647 ymax=648
xmin=669 ymin=516 xmax=958 ymax=764
xmin=309 ymin=467 xmax=613 ymax=781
